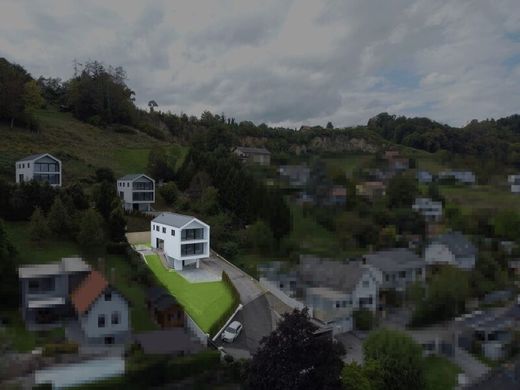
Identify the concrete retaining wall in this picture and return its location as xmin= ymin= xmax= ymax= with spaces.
xmin=185 ymin=313 xmax=209 ymax=346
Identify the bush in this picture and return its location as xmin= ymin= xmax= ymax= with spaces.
xmin=354 ymin=309 xmax=375 ymax=331
xmin=42 ymin=342 xmax=79 ymax=357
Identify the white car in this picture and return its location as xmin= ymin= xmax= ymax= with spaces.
xmin=221 ymin=321 xmax=243 ymax=343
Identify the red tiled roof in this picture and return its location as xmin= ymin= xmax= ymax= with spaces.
xmin=70 ymin=270 xmax=108 ymax=315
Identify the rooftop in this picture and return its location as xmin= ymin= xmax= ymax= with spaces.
xmin=234 ymin=146 xmax=271 ymax=155
xmin=118 ymin=173 xmax=149 ymax=181
xmin=70 ymin=271 xmax=108 ymax=315
xmin=18 ymin=257 xmax=90 ymax=278
xmin=16 ymin=153 xmax=57 ymax=162
xmin=152 ymin=212 xmax=202 ymax=228
xmin=432 ymin=231 xmax=477 ymax=258
xmin=363 ymin=248 xmax=424 ymax=273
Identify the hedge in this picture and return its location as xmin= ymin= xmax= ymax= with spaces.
xmin=208 ymin=271 xmax=241 ymax=337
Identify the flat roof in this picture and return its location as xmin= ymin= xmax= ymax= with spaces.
xmin=18 ymin=263 xmax=61 ymax=278
xmin=27 ymin=297 xmax=65 ymax=309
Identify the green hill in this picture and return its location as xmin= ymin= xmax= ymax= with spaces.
xmin=0 ymin=108 xmax=188 ymax=183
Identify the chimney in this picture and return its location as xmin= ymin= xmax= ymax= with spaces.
xmin=110 ymin=267 xmax=116 ymax=285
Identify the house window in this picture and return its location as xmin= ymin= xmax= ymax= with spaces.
xmin=111 ymin=311 xmax=120 ymax=325
xmin=162 ymin=227 xmax=166 ymax=233
xmin=416 ymin=268 xmax=423 ymax=276
xmin=98 ymin=315 xmax=106 ymax=328
xmin=362 ymin=280 xmax=369 ymax=288
xmin=105 ymin=292 xmax=112 ymax=301
xmin=27 ymin=163 xmax=30 ymax=168
xmin=385 ymin=274 xmax=390 ymax=282
xmin=28 ymin=280 xmax=39 ymax=292
xmin=279 ymin=283 xmax=284 ymax=289
xmin=335 ymin=301 xmax=341 ymax=308
xmin=341 ymin=301 xmax=347 ymax=308
xmin=399 ymin=271 xmax=406 ymax=279
xmin=171 ymin=229 xmax=175 ymax=236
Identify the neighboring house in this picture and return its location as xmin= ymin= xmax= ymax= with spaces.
xmin=116 ymin=174 xmax=155 ymax=212
xmin=499 ymin=241 xmax=517 ymax=255
xmin=18 ymin=257 xmax=91 ymax=329
xmin=15 ymin=153 xmax=62 ymax=187
xmin=438 ymin=170 xmax=476 ymax=184
xmin=384 ymin=150 xmax=409 ymax=171
xmin=356 ymin=181 xmax=386 ymax=201
xmin=412 ymin=197 xmax=443 ymax=222
xmin=508 ymin=259 xmax=520 ymax=277
xmin=278 ymin=165 xmax=310 ymax=187
xmin=324 ymin=186 xmax=347 ymax=207
xmin=260 ymin=256 xmax=379 ymax=334
xmin=70 ymin=270 xmax=130 ymax=345
xmin=134 ymin=329 xmax=203 ymax=356
xmin=508 ymin=174 xmax=520 ymax=193
xmin=146 ymin=286 xmax=184 ymax=328
xmin=363 ymin=248 xmax=426 ymax=293
xmin=151 ymin=212 xmax=210 ymax=271
xmin=417 ymin=170 xmax=433 ymax=183
xmin=233 ymin=146 xmax=271 ymax=166
xmin=424 ymin=231 xmax=478 ymax=270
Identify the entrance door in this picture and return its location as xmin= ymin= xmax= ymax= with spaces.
xmin=156 ymin=238 xmax=164 ymax=250
xmin=19 ymin=174 xmax=24 ymax=182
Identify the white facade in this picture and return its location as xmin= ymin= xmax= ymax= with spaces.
xmin=151 ymin=213 xmax=210 ymax=271
xmin=413 ymin=197 xmax=443 ymax=222
xmin=116 ymin=174 xmax=155 ymax=212
xmin=424 ymin=243 xmax=475 ymax=270
xmin=15 ymin=153 xmax=62 ymax=187
xmin=508 ymin=174 xmax=520 ymax=193
xmin=439 ymin=170 xmax=476 ymax=184
xmin=79 ymin=289 xmax=130 ymax=343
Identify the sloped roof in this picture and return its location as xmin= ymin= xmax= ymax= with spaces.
xmin=432 ymin=231 xmax=477 ymax=258
xmin=118 ymin=174 xmax=152 ymax=181
xmin=234 ymin=146 xmax=271 ymax=155
xmin=70 ymin=271 xmax=108 ymax=315
xmin=147 ymin=286 xmax=178 ymax=311
xmin=152 ymin=212 xmax=202 ymax=228
xmin=17 ymin=153 xmax=60 ymax=163
xmin=364 ymin=248 xmax=424 ymax=273
xmin=298 ymin=255 xmax=366 ymax=293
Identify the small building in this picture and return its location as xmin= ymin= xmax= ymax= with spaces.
xmin=356 ymin=181 xmax=386 ymax=201
xmin=325 ymin=186 xmax=347 ymax=207
xmin=70 ymin=270 xmax=130 ymax=345
xmin=233 ymin=146 xmax=271 ymax=166
xmin=151 ymin=212 xmax=210 ymax=271
xmin=412 ymin=197 xmax=443 ymax=222
xmin=438 ymin=170 xmax=476 ymax=185
xmin=278 ymin=165 xmax=310 ymax=187
xmin=15 ymin=153 xmax=62 ymax=187
xmin=117 ymin=174 xmax=155 ymax=212
xmin=384 ymin=150 xmax=409 ymax=171
xmin=508 ymin=259 xmax=520 ymax=277
xmin=18 ymin=257 xmax=91 ymax=328
xmin=146 ymin=286 xmax=184 ymax=328
xmin=424 ymin=231 xmax=477 ymax=270
xmin=508 ymin=174 xmax=520 ymax=193
xmin=363 ymin=249 xmax=426 ymax=293
xmin=134 ymin=329 xmax=204 ymax=356
xmin=416 ymin=170 xmax=433 ymax=183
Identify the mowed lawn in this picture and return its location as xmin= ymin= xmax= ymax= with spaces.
xmin=442 ymin=184 xmax=520 ymax=211
xmin=424 ymin=355 xmax=461 ymax=390
xmin=145 ymin=254 xmax=234 ymax=333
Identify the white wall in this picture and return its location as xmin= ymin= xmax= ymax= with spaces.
xmin=352 ymin=270 xmax=378 ymax=312
xmin=425 ymin=243 xmax=456 ymax=266
xmin=16 ymin=155 xmax=62 ymax=187
xmin=79 ymin=290 xmax=129 ymax=339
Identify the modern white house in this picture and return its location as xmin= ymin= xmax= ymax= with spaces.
xmin=508 ymin=174 xmax=520 ymax=193
xmin=70 ymin=270 xmax=130 ymax=345
xmin=151 ymin=212 xmax=210 ymax=271
xmin=116 ymin=174 xmax=155 ymax=212
xmin=15 ymin=153 xmax=62 ymax=187
xmin=412 ymin=197 xmax=443 ymax=222
xmin=438 ymin=170 xmax=476 ymax=184
xmin=424 ymin=231 xmax=477 ymax=270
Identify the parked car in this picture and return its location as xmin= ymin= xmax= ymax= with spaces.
xmin=221 ymin=321 xmax=243 ymax=343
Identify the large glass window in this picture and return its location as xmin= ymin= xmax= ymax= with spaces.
xmin=133 ymin=182 xmax=153 ymax=190
xmin=132 ymin=192 xmax=154 ymax=201
xmin=181 ymin=243 xmax=205 ymax=256
xmin=181 ymin=228 xmax=204 ymax=240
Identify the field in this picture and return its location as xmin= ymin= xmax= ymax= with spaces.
xmin=323 ymin=154 xmax=373 ymax=176
xmin=0 ymin=108 xmax=187 ymax=182
xmin=144 ymin=254 xmax=234 ymax=333
xmin=424 ymin=355 xmax=461 ymax=390
xmin=441 ymin=184 xmax=520 ymax=211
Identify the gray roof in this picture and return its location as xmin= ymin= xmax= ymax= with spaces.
xmin=118 ymin=174 xmax=150 ymax=181
xmin=17 ymin=153 xmax=58 ymax=162
xmin=18 ymin=257 xmax=90 ymax=278
xmin=432 ymin=231 xmax=477 ymax=258
xmin=364 ymin=248 xmax=424 ymax=273
xmin=152 ymin=212 xmax=201 ymax=228
xmin=235 ymin=146 xmax=271 ymax=155
xmin=298 ymin=255 xmax=366 ymax=293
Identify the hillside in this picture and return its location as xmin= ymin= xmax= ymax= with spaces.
xmin=0 ymin=108 xmax=187 ymax=183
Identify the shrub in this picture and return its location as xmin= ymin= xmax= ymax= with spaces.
xmin=354 ymin=309 xmax=375 ymax=331
xmin=42 ymin=342 xmax=79 ymax=357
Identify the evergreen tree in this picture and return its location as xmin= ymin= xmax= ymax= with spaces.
xmin=0 ymin=220 xmax=19 ymax=309
xmin=108 ymin=206 xmax=127 ymax=242
xmin=29 ymin=207 xmax=49 ymax=242
xmin=77 ymin=209 xmax=106 ymax=257
xmin=47 ymin=197 xmax=71 ymax=235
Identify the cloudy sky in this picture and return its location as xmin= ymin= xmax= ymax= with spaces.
xmin=1 ymin=0 xmax=519 ymax=128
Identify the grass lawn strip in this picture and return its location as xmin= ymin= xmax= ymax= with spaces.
xmin=145 ymin=254 xmax=234 ymax=333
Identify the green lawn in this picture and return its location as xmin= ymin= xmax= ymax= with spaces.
xmin=441 ymin=184 xmax=520 ymax=211
xmin=424 ymin=355 xmax=461 ymax=390
xmin=145 ymin=254 xmax=234 ymax=333
xmin=113 ymin=144 xmax=188 ymax=176
xmin=323 ymin=154 xmax=373 ymax=176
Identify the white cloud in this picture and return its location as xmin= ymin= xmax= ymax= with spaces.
xmin=0 ymin=0 xmax=519 ymax=127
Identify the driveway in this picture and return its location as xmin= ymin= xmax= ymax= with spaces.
xmin=208 ymin=252 xmax=265 ymax=305
xmin=335 ymin=332 xmax=364 ymax=364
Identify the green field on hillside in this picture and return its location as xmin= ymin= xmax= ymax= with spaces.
xmin=145 ymin=254 xmax=234 ymax=333
xmin=0 ymin=108 xmax=187 ymax=182
xmin=442 ymin=184 xmax=520 ymax=211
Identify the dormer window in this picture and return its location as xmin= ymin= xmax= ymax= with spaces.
xmin=105 ymin=292 xmax=112 ymax=301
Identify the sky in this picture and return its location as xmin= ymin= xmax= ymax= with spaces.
xmin=1 ymin=0 xmax=519 ymax=128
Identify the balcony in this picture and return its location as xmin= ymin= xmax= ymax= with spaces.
xmin=181 ymin=228 xmax=205 ymax=241
xmin=132 ymin=183 xmax=154 ymax=191
xmin=181 ymin=243 xmax=205 ymax=257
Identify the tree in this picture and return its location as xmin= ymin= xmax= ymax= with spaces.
xmin=341 ymin=362 xmax=381 ymax=390
xmin=363 ymin=329 xmax=425 ymax=390
xmin=95 ymin=167 xmax=116 ymax=183
xmin=108 ymin=205 xmax=127 ymax=242
xmin=23 ymin=79 xmax=44 ymax=111
xmin=147 ymin=148 xmax=176 ymax=182
xmin=493 ymin=210 xmax=520 ymax=241
xmin=29 ymin=207 xmax=50 ymax=242
xmin=245 ymin=220 xmax=274 ymax=255
xmin=93 ymin=181 xmax=118 ymax=220
xmin=196 ymin=186 xmax=219 ymax=215
xmin=159 ymin=181 xmax=179 ymax=205
xmin=0 ymin=220 xmax=19 ymax=309
xmin=248 ymin=309 xmax=344 ymax=390
xmin=326 ymin=121 xmax=334 ymax=130
xmin=386 ymin=174 xmax=418 ymax=208
xmin=148 ymin=100 xmax=158 ymax=113
xmin=77 ymin=209 xmax=106 ymax=257
xmin=0 ymin=57 xmax=31 ymax=128
xmin=47 ymin=197 xmax=71 ymax=235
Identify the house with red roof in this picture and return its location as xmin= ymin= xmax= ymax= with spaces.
xmin=70 ymin=270 xmax=130 ymax=345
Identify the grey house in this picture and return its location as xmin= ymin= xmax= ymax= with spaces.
xmin=363 ymin=248 xmax=426 ymax=293
xmin=117 ymin=174 xmax=155 ymax=212
xmin=18 ymin=257 xmax=91 ymax=329
xmin=425 ymin=231 xmax=478 ymax=270
xmin=279 ymin=165 xmax=311 ymax=187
